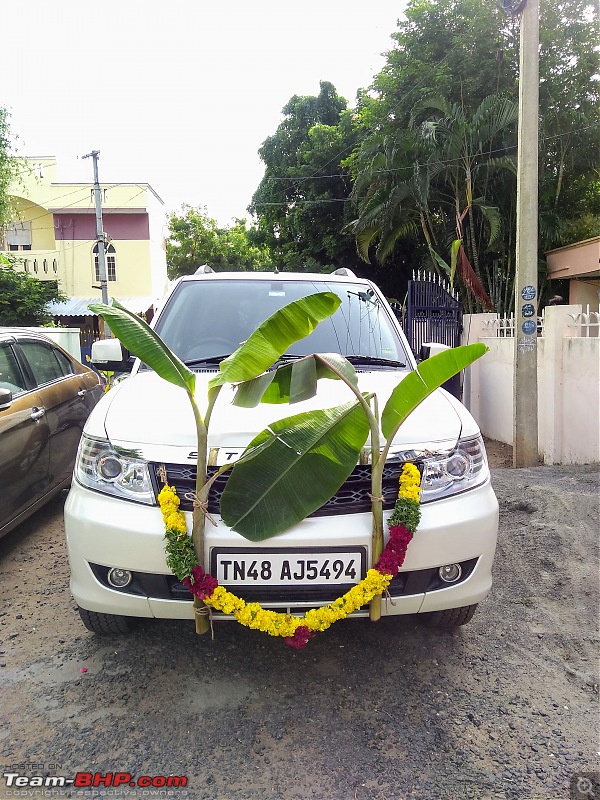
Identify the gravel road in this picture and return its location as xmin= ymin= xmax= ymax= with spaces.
xmin=0 ymin=459 xmax=598 ymax=800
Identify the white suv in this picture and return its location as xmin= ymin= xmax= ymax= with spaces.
xmin=65 ymin=270 xmax=498 ymax=633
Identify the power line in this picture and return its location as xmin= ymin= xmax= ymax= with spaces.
xmin=258 ymin=124 xmax=597 ymax=185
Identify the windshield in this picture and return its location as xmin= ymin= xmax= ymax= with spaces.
xmin=153 ymin=278 xmax=410 ymax=365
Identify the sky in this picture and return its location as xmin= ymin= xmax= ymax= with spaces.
xmin=3 ymin=0 xmax=406 ymax=226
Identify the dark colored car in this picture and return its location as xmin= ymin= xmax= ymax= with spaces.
xmin=0 ymin=328 xmax=103 ymax=538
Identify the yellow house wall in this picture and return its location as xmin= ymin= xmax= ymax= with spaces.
xmin=8 ymin=197 xmax=56 ymax=251
xmin=57 ymin=240 xmax=154 ymax=297
xmin=6 ymin=157 xmax=168 ymax=306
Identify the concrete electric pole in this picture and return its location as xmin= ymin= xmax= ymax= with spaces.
xmin=82 ymin=150 xmax=110 ymax=337
xmin=512 ymin=0 xmax=540 ymax=467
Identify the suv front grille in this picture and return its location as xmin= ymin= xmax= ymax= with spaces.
xmin=150 ymin=461 xmax=411 ymax=517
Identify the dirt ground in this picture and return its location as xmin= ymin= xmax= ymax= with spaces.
xmin=0 ymin=446 xmax=598 ymax=800
xmin=484 ymin=438 xmax=514 ymax=469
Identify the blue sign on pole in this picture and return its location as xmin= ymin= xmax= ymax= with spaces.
xmin=521 ymin=285 xmax=536 ymax=301
xmin=522 ymin=303 xmax=535 ymax=317
xmin=522 ymin=320 xmax=537 ymax=335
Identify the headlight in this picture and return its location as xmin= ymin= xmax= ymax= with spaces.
xmin=419 ymin=435 xmax=489 ymax=502
xmin=75 ymin=435 xmax=155 ymax=504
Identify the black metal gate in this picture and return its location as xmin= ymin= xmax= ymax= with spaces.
xmin=404 ymin=272 xmax=463 ymax=398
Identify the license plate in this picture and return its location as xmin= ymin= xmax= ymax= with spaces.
xmin=210 ymin=547 xmax=367 ymax=587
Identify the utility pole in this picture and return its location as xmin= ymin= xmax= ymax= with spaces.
xmin=512 ymin=0 xmax=539 ymax=467
xmin=82 ymin=150 xmax=110 ymax=337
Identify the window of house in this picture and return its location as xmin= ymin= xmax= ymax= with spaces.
xmin=93 ymin=244 xmax=117 ymax=282
xmin=6 ymin=221 xmax=32 ymax=250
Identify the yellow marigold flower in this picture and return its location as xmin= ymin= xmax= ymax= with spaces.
xmin=165 ymin=512 xmax=187 ymax=535
xmin=158 ymin=485 xmax=180 ymax=508
xmin=399 ymin=463 xmax=421 ymax=501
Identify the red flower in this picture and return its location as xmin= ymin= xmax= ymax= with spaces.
xmin=182 ymin=565 xmax=219 ymax=599
xmin=284 ymin=626 xmax=315 ymax=649
xmin=374 ymin=525 xmax=413 ymax=576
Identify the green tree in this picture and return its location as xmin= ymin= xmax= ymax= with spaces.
xmin=365 ymin=0 xmax=518 ymax=133
xmin=348 ymin=0 xmax=598 ymax=308
xmin=537 ymin=0 xmax=600 ymax=249
xmin=166 ymin=206 xmax=273 ymax=279
xmin=249 ymin=81 xmax=360 ymax=272
xmin=0 ymin=107 xmax=19 ymax=230
xmin=0 ymin=256 xmax=67 ymax=325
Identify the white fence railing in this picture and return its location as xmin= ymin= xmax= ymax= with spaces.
xmin=480 ymin=314 xmax=545 ymax=337
xmin=567 ymin=307 xmax=600 ymax=337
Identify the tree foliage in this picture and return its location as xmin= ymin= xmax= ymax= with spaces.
xmin=243 ymin=0 xmax=599 ymax=310
xmin=344 ymin=0 xmax=599 ymax=311
xmin=249 ymin=81 xmax=361 ymax=272
xmin=0 ymin=256 xmax=67 ymax=326
xmin=166 ymin=206 xmax=273 ymax=279
xmin=0 ymin=106 xmax=19 ymax=231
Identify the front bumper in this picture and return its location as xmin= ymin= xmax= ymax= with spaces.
xmin=65 ymin=478 xmax=499 ymax=620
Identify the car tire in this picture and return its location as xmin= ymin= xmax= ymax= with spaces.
xmin=419 ymin=604 xmax=478 ymax=628
xmin=78 ymin=607 xmax=135 ymax=634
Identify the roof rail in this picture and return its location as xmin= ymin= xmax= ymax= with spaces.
xmin=195 ymin=264 xmax=214 ymax=274
xmin=331 ymin=267 xmax=356 ymax=277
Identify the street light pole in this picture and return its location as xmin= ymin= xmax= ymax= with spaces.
xmin=82 ymin=150 xmax=110 ymax=337
xmin=513 ymin=0 xmax=539 ymax=467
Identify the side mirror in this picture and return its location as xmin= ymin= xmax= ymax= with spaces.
xmin=91 ymin=339 xmax=134 ymax=373
xmin=0 ymin=387 xmax=13 ymax=410
xmin=419 ymin=342 xmax=451 ymax=362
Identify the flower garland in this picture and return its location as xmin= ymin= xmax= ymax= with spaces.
xmin=159 ymin=463 xmax=422 ymax=649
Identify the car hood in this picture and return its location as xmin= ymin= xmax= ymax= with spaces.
xmin=88 ymin=368 xmax=478 ymax=457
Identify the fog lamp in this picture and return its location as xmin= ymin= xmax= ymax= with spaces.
xmin=438 ymin=563 xmax=462 ymax=583
xmin=107 ymin=568 xmax=133 ymax=588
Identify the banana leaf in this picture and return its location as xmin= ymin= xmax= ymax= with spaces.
xmin=220 ymin=400 xmax=370 ymax=541
xmin=381 ymin=343 xmax=488 ymax=440
xmin=209 ymin=292 xmax=340 ymax=389
xmin=88 ymin=299 xmax=196 ymax=394
xmin=232 ymin=353 xmax=358 ymax=408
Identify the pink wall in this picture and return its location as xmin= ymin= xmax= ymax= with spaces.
xmin=546 ymin=237 xmax=600 ymax=278
xmin=53 ymin=213 xmax=150 ymax=241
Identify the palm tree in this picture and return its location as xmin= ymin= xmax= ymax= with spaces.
xmin=349 ymin=93 xmax=518 ymax=311
xmin=347 ymin=133 xmax=441 ymax=272
xmin=411 ymin=94 xmax=518 ymax=309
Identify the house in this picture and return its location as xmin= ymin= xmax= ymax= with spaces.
xmin=2 ymin=157 xmax=169 ymax=359
xmin=545 ymin=236 xmax=600 ymax=312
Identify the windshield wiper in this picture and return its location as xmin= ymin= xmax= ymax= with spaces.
xmin=184 ymin=355 xmax=231 ymax=366
xmin=343 ymin=355 xmax=407 ymax=368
